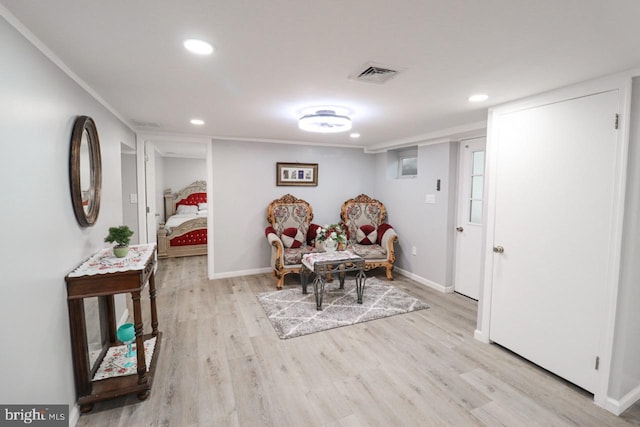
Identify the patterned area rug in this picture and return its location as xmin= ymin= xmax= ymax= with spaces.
xmin=93 ymin=337 xmax=156 ymax=380
xmin=258 ymin=277 xmax=430 ymax=339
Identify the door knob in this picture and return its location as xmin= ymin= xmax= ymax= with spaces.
xmin=456 ymin=226 xmax=464 ymax=232
xmin=493 ymin=245 xmax=504 ymax=253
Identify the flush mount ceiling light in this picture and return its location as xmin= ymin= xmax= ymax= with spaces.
xmin=350 ymin=133 xmax=361 ymax=138
xmin=298 ymin=109 xmax=352 ymax=133
xmin=190 ymin=119 xmax=205 ymax=125
xmin=468 ymin=93 xmax=489 ymax=102
xmin=183 ymin=39 xmax=214 ymax=55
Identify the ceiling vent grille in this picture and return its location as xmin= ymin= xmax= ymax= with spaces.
xmin=350 ymin=62 xmax=404 ymax=84
xmin=131 ymin=119 xmax=161 ymax=128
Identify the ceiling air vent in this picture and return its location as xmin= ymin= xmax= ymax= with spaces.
xmin=350 ymin=62 xmax=405 ymax=84
xmin=131 ymin=119 xmax=161 ymax=128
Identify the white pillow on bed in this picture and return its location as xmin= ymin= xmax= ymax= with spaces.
xmin=197 ymin=209 xmax=208 ymax=216
xmin=176 ymin=205 xmax=198 ymax=215
xmin=198 ymin=202 xmax=208 ymax=210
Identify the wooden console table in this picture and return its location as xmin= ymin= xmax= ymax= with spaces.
xmin=65 ymin=243 xmax=161 ymax=412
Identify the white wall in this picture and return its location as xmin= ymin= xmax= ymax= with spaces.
xmin=121 ymin=152 xmax=139 ymax=244
xmin=162 ymin=157 xmax=206 ymax=195
xmin=211 ymin=140 xmax=375 ymax=276
xmin=154 ymin=156 xmax=206 ymax=223
xmin=608 ymin=76 xmax=640 ymax=404
xmin=153 ymin=149 xmax=165 ymax=223
xmin=0 ymin=14 xmax=134 ymax=413
xmin=374 ymin=142 xmax=458 ymax=289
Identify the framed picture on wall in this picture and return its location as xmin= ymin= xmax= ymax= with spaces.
xmin=276 ymin=162 xmax=318 ymax=186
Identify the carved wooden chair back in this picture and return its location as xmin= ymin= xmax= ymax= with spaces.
xmin=340 ymin=194 xmax=388 ymax=242
xmin=266 ymin=194 xmax=314 ymax=236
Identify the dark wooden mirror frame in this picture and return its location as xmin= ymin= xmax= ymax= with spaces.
xmin=70 ymin=116 xmax=102 ymax=227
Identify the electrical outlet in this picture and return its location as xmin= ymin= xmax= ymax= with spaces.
xmin=411 ymin=246 xmax=417 ymax=256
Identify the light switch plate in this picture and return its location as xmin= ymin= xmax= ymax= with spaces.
xmin=425 ymin=194 xmax=436 ymax=204
xmin=130 ymin=193 xmax=138 ymax=204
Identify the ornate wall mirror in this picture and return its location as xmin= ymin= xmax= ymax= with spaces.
xmin=70 ymin=116 xmax=102 ymax=227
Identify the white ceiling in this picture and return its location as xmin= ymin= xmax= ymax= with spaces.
xmin=3 ymin=0 xmax=640 ymax=150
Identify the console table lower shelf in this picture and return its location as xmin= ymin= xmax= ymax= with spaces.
xmin=78 ymin=333 xmax=162 ymax=412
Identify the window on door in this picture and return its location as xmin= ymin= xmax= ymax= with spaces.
xmin=469 ymin=150 xmax=485 ymax=224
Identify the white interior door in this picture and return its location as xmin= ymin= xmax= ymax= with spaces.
xmin=489 ymin=90 xmax=619 ymax=393
xmin=454 ymin=137 xmax=486 ymax=300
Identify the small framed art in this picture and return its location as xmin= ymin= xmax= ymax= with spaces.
xmin=276 ymin=162 xmax=318 ymax=186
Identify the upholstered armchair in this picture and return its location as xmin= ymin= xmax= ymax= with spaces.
xmin=341 ymin=194 xmax=398 ymax=280
xmin=265 ymin=194 xmax=320 ymax=289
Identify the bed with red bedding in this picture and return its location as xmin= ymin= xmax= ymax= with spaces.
xmin=157 ymin=180 xmax=208 ymax=259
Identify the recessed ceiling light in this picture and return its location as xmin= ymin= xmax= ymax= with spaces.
xmin=350 ymin=133 xmax=360 ymax=138
xmin=183 ymin=39 xmax=214 ymax=55
xmin=190 ymin=119 xmax=205 ymax=125
xmin=468 ymin=94 xmax=489 ymax=103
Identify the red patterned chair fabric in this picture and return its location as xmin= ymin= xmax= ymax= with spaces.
xmin=341 ymin=194 xmax=398 ymax=280
xmin=265 ymin=194 xmax=320 ymax=289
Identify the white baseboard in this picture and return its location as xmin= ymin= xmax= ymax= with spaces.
xmin=474 ymin=328 xmax=490 ymax=343
xmin=210 ymin=267 xmax=454 ymax=294
xmin=395 ymin=267 xmax=454 ymax=293
xmin=69 ymin=404 xmax=79 ymax=426
xmin=212 ymin=267 xmax=272 ymax=280
xmin=604 ymin=384 xmax=640 ymax=416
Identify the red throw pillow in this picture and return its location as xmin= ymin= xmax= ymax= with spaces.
xmin=307 ymin=223 xmax=320 ymax=246
xmin=356 ymin=225 xmax=377 ymax=245
xmin=281 ymin=227 xmax=305 ymax=248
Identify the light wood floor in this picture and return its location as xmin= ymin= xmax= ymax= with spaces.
xmin=77 ymin=256 xmax=640 ymax=426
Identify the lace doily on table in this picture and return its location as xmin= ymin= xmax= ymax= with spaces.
xmin=92 ymin=337 xmax=156 ymax=381
xmin=302 ymin=250 xmax=362 ymax=271
xmin=67 ymin=243 xmax=156 ymax=277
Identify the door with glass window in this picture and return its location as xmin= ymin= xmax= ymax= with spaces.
xmin=454 ymin=137 xmax=486 ymax=300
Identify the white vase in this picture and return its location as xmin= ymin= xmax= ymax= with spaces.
xmin=324 ymin=238 xmax=338 ymax=253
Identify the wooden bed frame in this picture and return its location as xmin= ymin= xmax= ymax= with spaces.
xmin=157 ymin=180 xmax=208 ymax=259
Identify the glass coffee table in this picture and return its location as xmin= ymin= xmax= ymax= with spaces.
xmin=300 ymin=251 xmax=366 ymax=310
